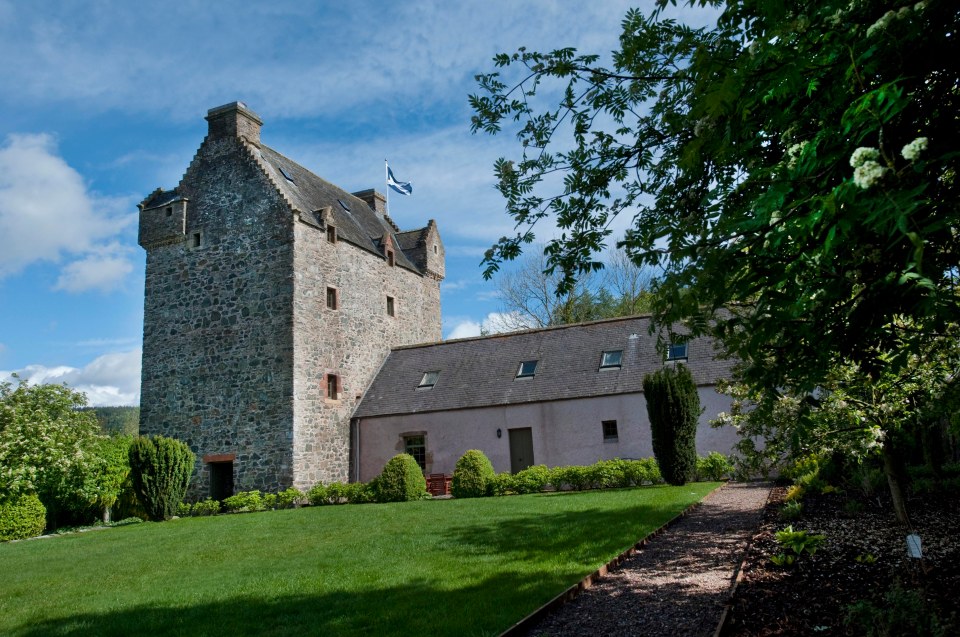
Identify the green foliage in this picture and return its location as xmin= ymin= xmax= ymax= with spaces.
xmin=696 ymin=452 xmax=733 ymax=482
xmin=845 ymin=583 xmax=946 ymax=637
xmin=375 ymin=454 xmax=427 ymax=503
xmin=0 ymin=494 xmax=47 ymax=541
xmin=451 ymin=450 xmax=496 ymax=498
xmin=325 ymin=482 xmax=349 ymax=504
xmin=82 ymin=406 xmax=140 ymax=435
xmin=779 ymin=500 xmax=803 ymax=521
xmin=262 ymin=493 xmax=277 ymax=509
xmin=307 ymin=483 xmax=328 ymax=506
xmin=194 ymin=498 xmax=221 ymax=516
xmin=489 ymin=472 xmax=515 ymax=496
xmin=550 ymin=465 xmax=591 ymax=491
xmin=276 ymin=488 xmax=304 ymax=509
xmin=643 ymin=365 xmax=700 ymax=486
xmin=627 ymin=458 xmax=663 ymax=485
xmin=510 ymin=464 xmax=551 ymax=494
xmin=344 ymin=482 xmax=376 ymax=504
xmin=222 ymin=491 xmax=265 ymax=513
xmin=775 ymin=525 xmax=826 ymax=557
xmin=0 ymin=378 xmax=111 ymax=524
xmin=128 ymin=435 xmax=195 ymax=521
xmin=472 ymin=0 xmax=960 ymax=398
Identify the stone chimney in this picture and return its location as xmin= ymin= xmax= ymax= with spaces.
xmin=205 ymin=102 xmax=263 ymax=146
xmin=352 ymin=189 xmax=387 ymax=217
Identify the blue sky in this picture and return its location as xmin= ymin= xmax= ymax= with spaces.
xmin=0 ymin=1 xmax=716 ymax=405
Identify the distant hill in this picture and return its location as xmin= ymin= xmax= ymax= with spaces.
xmin=81 ymin=406 xmax=140 ymax=435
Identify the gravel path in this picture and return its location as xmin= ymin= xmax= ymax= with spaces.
xmin=523 ymin=482 xmax=772 ymax=637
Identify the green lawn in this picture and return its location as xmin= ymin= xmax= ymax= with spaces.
xmin=0 ymin=483 xmax=719 ymax=636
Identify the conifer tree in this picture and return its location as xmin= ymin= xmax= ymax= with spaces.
xmin=643 ymin=365 xmax=701 ymax=486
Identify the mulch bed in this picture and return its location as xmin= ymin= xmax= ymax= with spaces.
xmin=722 ymin=486 xmax=960 ymax=636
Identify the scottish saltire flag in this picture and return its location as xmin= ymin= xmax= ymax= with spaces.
xmin=386 ymin=163 xmax=413 ymax=196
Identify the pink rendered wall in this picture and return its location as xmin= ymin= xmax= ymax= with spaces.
xmin=356 ymin=388 xmax=739 ymax=481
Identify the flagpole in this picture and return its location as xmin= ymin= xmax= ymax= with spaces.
xmin=384 ymin=159 xmax=389 ymax=215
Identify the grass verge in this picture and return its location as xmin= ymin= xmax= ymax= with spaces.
xmin=0 ymin=483 xmax=719 ymax=636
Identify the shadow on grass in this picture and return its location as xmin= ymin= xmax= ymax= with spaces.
xmin=15 ymin=576 xmax=548 ymax=637
xmin=13 ymin=490 xmax=736 ymax=637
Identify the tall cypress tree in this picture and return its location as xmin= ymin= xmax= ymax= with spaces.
xmin=128 ymin=435 xmax=195 ymax=521
xmin=643 ymin=364 xmax=701 ymax=486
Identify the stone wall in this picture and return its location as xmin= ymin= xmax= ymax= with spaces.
xmin=291 ymin=221 xmax=441 ymax=489
xmin=140 ymin=135 xmax=296 ymax=499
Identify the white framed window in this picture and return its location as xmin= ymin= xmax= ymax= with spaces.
xmin=600 ymin=350 xmax=623 ymax=369
xmin=667 ymin=343 xmax=688 ymax=361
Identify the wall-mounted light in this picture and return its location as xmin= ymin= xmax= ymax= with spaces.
xmin=496 ymin=428 xmax=502 ymax=438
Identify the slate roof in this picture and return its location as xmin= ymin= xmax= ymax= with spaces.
xmin=254 ymin=144 xmax=423 ymax=274
xmin=353 ymin=315 xmax=734 ymax=418
xmin=139 ymin=188 xmax=184 ymax=210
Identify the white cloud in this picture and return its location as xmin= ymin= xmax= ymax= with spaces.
xmin=445 ymin=311 xmax=530 ymax=340
xmin=1 ymin=349 xmax=141 ymax=406
xmin=54 ymin=244 xmax=135 ymax=293
xmin=0 ymin=133 xmax=135 ymax=291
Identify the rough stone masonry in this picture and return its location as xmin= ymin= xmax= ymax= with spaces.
xmin=138 ymin=102 xmax=443 ymax=498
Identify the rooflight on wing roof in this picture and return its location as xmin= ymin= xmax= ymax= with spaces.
xmin=278 ymin=165 xmax=295 ymax=183
xmin=337 ymin=199 xmax=351 ymax=213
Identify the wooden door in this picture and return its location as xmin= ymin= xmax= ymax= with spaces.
xmin=509 ymin=427 xmax=534 ymax=474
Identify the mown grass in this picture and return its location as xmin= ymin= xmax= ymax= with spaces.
xmin=0 ymin=483 xmax=719 ymax=636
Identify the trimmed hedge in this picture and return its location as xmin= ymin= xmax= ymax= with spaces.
xmin=375 ymin=454 xmax=427 ymax=503
xmin=128 ymin=435 xmax=195 ymax=521
xmin=643 ymin=364 xmax=701 ymax=486
xmin=0 ymin=494 xmax=47 ymax=541
xmin=451 ymin=450 xmax=495 ymax=498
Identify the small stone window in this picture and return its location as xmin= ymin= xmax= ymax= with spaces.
xmin=600 ymin=350 xmax=623 ymax=370
xmin=433 ymin=244 xmax=438 ymax=254
xmin=386 ymin=249 xmax=395 ymax=267
xmin=325 ymin=374 xmax=340 ymax=401
xmin=404 ymin=435 xmax=426 ymax=472
xmin=189 ymin=231 xmax=203 ymax=249
xmin=326 ymin=287 xmax=338 ymax=310
xmin=326 ymin=225 xmax=337 ymax=244
xmin=418 ymin=370 xmax=439 ymax=389
xmin=602 ymin=420 xmax=619 ymax=442
xmin=667 ymin=343 xmax=688 ymax=361
xmin=165 ymin=206 xmax=173 ymax=217
xmin=516 ymin=360 xmax=538 ymax=379
xmin=386 ymin=295 xmax=395 ymax=317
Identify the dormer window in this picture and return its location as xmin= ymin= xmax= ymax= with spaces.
xmin=418 ymin=371 xmax=440 ymax=389
xmin=600 ymin=350 xmax=623 ymax=369
xmin=667 ymin=343 xmax=688 ymax=361
xmin=516 ymin=360 xmax=538 ymax=379
xmin=326 ymin=225 xmax=337 ymax=244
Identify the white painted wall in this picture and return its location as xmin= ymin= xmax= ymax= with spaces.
xmin=356 ymin=387 xmax=738 ymax=481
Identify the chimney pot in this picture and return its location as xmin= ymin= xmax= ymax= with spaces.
xmin=205 ymin=101 xmax=263 ymax=145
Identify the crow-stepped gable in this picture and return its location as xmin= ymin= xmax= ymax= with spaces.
xmin=138 ymin=102 xmax=443 ymax=498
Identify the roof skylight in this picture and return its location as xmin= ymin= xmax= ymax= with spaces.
xmin=418 ymin=371 xmax=440 ymax=389
xmin=337 ymin=199 xmax=351 ymax=212
xmin=600 ymin=350 xmax=623 ymax=369
xmin=278 ymin=165 xmax=295 ymax=183
xmin=516 ymin=360 xmax=538 ymax=379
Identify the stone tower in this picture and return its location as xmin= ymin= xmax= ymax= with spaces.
xmin=138 ymin=102 xmax=443 ymax=498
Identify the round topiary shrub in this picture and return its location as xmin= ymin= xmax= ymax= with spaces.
xmin=0 ymin=494 xmax=47 ymax=541
xmin=451 ymin=449 xmax=495 ymax=498
xmin=375 ymin=454 xmax=427 ymax=503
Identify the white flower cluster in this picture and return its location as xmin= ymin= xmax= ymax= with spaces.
xmin=867 ymin=2 xmax=928 ymax=37
xmin=901 ymin=136 xmax=929 ymax=161
xmin=786 ymin=141 xmax=809 ymax=169
xmin=850 ymin=146 xmax=888 ymax=189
